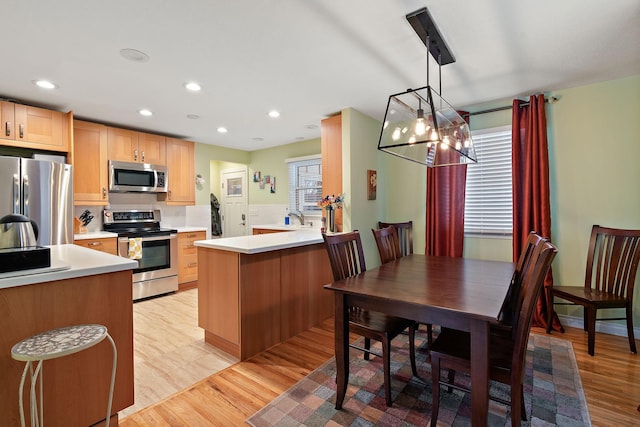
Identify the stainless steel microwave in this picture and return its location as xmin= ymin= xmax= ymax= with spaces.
xmin=109 ymin=160 xmax=168 ymax=193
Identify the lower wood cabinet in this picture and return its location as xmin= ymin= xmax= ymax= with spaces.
xmin=74 ymin=237 xmax=117 ymax=255
xmin=178 ymin=231 xmax=206 ymax=284
xmin=252 ymin=228 xmax=288 ymax=235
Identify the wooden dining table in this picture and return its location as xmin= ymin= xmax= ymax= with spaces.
xmin=324 ymin=254 xmax=515 ymax=427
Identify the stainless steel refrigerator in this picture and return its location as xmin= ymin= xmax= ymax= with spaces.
xmin=0 ymin=156 xmax=73 ymax=245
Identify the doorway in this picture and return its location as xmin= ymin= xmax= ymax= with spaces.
xmin=220 ymin=167 xmax=248 ymax=237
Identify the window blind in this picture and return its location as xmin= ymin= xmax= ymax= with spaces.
xmin=464 ymin=126 xmax=512 ymax=236
xmin=287 ymin=157 xmax=322 ymax=214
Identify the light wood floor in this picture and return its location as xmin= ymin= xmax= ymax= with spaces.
xmin=120 ymin=293 xmax=640 ymax=427
xmin=119 ymin=289 xmax=238 ymax=418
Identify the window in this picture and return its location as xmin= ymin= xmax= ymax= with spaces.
xmin=287 ymin=155 xmax=322 ymax=214
xmin=464 ymin=126 xmax=512 ymax=236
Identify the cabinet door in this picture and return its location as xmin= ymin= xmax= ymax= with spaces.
xmin=178 ymin=231 xmax=205 ymax=283
xmin=74 ymin=238 xmax=117 ymax=255
xmin=107 ymin=127 xmax=139 ymax=162
xmin=14 ymin=104 xmax=65 ymax=149
xmin=0 ymin=101 xmax=15 ymax=140
xmin=165 ymin=138 xmax=195 ymax=205
xmin=138 ymin=132 xmax=166 ymax=165
xmin=73 ymin=121 xmax=108 ymax=205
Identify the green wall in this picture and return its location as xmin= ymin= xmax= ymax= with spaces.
xmin=248 ymin=138 xmax=321 ymax=205
xmin=194 ymin=143 xmax=249 ymax=205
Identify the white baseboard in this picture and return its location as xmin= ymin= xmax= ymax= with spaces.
xmin=556 ymin=314 xmax=638 ymax=338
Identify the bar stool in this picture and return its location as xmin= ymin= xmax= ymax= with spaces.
xmin=11 ymin=324 xmax=117 ymax=427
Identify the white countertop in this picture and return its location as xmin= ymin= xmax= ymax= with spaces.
xmin=74 ymin=231 xmax=119 ymax=240
xmin=0 ymin=244 xmax=138 ymax=289
xmin=173 ymin=226 xmax=207 ymax=233
xmin=195 ymin=229 xmax=323 ymax=254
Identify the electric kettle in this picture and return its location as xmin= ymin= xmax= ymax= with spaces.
xmin=0 ymin=214 xmax=39 ymax=249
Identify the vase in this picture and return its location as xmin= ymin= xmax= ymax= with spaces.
xmin=326 ymin=208 xmax=336 ymax=233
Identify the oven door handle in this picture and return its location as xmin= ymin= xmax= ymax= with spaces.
xmin=118 ymin=234 xmax=177 ymax=243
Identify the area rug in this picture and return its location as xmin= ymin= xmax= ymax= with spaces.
xmin=247 ymin=332 xmax=591 ymax=426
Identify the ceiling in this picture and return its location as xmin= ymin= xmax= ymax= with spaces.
xmin=2 ymin=0 xmax=639 ymax=151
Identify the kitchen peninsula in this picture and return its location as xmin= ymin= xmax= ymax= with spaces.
xmin=195 ymin=229 xmax=334 ymax=360
xmin=0 ymin=244 xmax=137 ymax=427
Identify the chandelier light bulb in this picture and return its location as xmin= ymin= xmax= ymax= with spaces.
xmin=392 ymin=127 xmax=401 ymax=141
xmin=464 ymin=139 xmax=471 ymax=148
xmin=415 ymin=108 xmax=426 ymax=136
xmin=455 ymin=141 xmax=462 ymax=150
xmin=408 ymin=136 xmax=416 ymax=144
xmin=430 ymin=129 xmax=438 ymax=141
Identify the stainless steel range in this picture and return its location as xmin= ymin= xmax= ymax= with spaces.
xmin=103 ymin=209 xmax=178 ymax=301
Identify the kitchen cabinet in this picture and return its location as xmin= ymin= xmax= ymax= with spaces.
xmin=164 ymin=138 xmax=195 ymax=205
xmin=321 ymin=113 xmax=343 ymax=231
xmin=73 ymin=120 xmax=109 ymax=205
xmin=74 ymin=237 xmax=117 ymax=255
xmin=107 ymin=127 xmax=166 ymax=165
xmin=0 ymin=101 xmax=70 ymax=152
xmin=198 ymin=243 xmax=333 ymax=360
xmin=178 ymin=230 xmax=206 ymax=284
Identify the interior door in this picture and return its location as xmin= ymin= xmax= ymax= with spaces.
xmin=220 ymin=167 xmax=248 ymax=237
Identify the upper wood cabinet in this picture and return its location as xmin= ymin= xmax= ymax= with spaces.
xmin=321 ymin=114 xmax=343 ymax=231
xmin=107 ymin=127 xmax=166 ymax=164
xmin=0 ymin=101 xmax=70 ymax=152
xmin=165 ymin=138 xmax=195 ymax=205
xmin=73 ymin=120 xmax=109 ymax=205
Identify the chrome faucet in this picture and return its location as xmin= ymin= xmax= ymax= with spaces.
xmin=288 ymin=210 xmax=305 ymax=225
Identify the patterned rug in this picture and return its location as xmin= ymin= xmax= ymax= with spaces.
xmin=247 ymin=331 xmax=591 ymax=426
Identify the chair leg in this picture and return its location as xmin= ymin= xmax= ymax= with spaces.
xmin=520 ymin=384 xmax=527 ymax=421
xmin=510 ymin=379 xmax=523 ymax=427
xmin=430 ymin=356 xmax=441 ymax=427
xmin=426 ymin=323 xmax=433 ymax=351
xmin=586 ymin=306 xmax=596 ymax=356
xmin=409 ymin=324 xmax=418 ymax=377
xmin=626 ymin=303 xmax=637 ymax=354
xmin=364 ymin=338 xmax=371 ymax=360
xmin=546 ymin=289 xmax=554 ymax=334
xmin=382 ymin=337 xmax=392 ymax=406
xmin=446 ymin=369 xmax=455 ymax=393
xmin=583 ymin=307 xmax=589 ymax=332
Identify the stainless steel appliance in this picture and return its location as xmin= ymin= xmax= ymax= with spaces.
xmin=109 ymin=160 xmax=168 ymax=193
xmin=0 ymin=156 xmax=73 ymax=245
xmin=103 ymin=209 xmax=178 ymax=300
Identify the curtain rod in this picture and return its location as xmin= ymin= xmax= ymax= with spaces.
xmin=464 ymin=96 xmax=558 ymax=118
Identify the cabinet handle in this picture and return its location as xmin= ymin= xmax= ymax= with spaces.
xmin=88 ymin=242 xmax=103 ymax=247
xmin=188 ymin=262 xmax=197 ymax=268
xmin=5 ymin=121 xmax=10 ymax=137
xmin=187 ymin=233 xmax=197 ymax=238
xmin=134 ymin=149 xmax=138 ymax=161
xmin=19 ymin=124 xmax=24 ymax=139
xmin=141 ymin=150 xmax=145 ymax=162
xmin=186 ymin=243 xmax=195 ymax=248
xmin=168 ymin=190 xmax=172 ymax=200
xmin=103 ymin=187 xmax=107 ymax=198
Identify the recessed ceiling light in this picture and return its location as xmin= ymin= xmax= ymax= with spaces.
xmin=33 ymin=80 xmax=57 ymax=89
xmin=268 ymin=110 xmax=280 ymax=118
xmin=187 ymin=114 xmax=200 ymax=120
xmin=217 ymin=127 xmax=228 ymax=134
xmin=252 ymin=137 xmax=264 ymax=141
xmin=305 ymin=124 xmax=319 ymax=129
xmin=120 ymin=48 xmax=150 ymax=63
xmin=138 ymin=109 xmax=153 ymax=117
xmin=184 ymin=82 xmax=202 ymax=92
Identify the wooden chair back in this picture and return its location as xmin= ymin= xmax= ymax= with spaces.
xmin=585 ymin=225 xmax=640 ymax=299
xmin=372 ymin=226 xmax=401 ymax=264
xmin=499 ymin=231 xmax=546 ymax=326
xmin=378 ymin=221 xmax=413 ymax=256
xmin=511 ymin=239 xmax=557 ymax=380
xmin=322 ymin=231 xmax=367 ymax=281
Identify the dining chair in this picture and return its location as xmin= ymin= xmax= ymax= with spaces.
xmin=546 ymin=225 xmax=640 ymax=356
xmin=378 ymin=221 xmax=433 ymax=353
xmin=372 ymin=225 xmax=402 ymax=264
xmin=430 ymin=237 xmax=557 ymax=427
xmin=378 ymin=221 xmax=413 ymax=256
xmin=322 ymin=230 xmax=418 ymax=406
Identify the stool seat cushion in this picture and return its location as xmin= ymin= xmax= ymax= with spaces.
xmin=11 ymin=324 xmax=108 ymax=362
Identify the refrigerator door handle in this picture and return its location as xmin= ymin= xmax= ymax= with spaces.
xmin=22 ymin=174 xmax=29 ymax=218
xmin=13 ymin=174 xmax=20 ymax=214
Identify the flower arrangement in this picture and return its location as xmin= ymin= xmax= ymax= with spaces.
xmin=318 ymin=193 xmax=344 ymax=210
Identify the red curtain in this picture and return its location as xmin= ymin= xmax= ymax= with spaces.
xmin=425 ymin=113 xmax=469 ymax=257
xmin=512 ymin=94 xmax=563 ymax=332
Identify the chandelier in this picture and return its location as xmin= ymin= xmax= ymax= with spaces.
xmin=377 ymin=7 xmax=477 ymax=167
